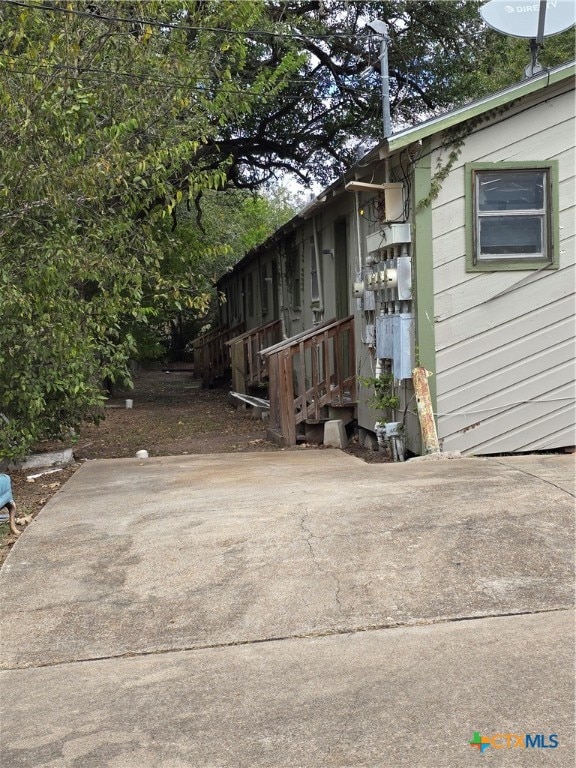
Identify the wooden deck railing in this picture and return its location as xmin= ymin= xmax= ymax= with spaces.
xmin=192 ymin=322 xmax=245 ymax=387
xmin=226 ymin=319 xmax=283 ymax=394
xmin=260 ymin=316 xmax=356 ymax=446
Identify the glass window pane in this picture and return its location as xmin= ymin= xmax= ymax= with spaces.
xmin=479 ymin=216 xmax=543 ymax=257
xmin=293 ymin=276 xmax=300 ymax=308
xmin=477 ymin=171 xmax=545 ymax=212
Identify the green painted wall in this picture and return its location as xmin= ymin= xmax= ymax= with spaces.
xmin=413 ymin=142 xmax=437 ymax=412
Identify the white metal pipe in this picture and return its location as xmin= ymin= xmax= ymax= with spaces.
xmin=354 ymin=191 xmax=363 ymax=273
xmin=379 ymin=29 xmax=392 ymax=140
xmin=312 ymin=214 xmax=324 ymax=319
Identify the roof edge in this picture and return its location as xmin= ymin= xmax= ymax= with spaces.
xmin=388 ymin=60 xmax=575 ymax=152
xmin=218 ymin=60 xmax=575 ymax=284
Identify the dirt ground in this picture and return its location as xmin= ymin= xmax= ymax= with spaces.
xmin=1 ymin=369 xmax=382 ymax=564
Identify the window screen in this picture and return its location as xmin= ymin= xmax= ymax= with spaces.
xmin=474 ymin=169 xmax=550 ymax=264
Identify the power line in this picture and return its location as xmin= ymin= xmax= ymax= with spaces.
xmin=0 ymin=63 xmax=322 ymax=100
xmin=0 ymin=50 xmax=322 ymax=84
xmin=0 ymin=67 xmax=340 ymax=101
xmin=2 ymin=0 xmax=356 ymax=40
xmin=0 ymin=59 xmax=320 ymax=91
xmin=0 ymin=56 xmax=379 ymax=100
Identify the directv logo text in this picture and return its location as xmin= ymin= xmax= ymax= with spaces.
xmin=469 ymin=732 xmax=559 ymax=752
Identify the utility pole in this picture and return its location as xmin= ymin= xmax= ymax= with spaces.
xmin=367 ymin=20 xmax=392 ymax=140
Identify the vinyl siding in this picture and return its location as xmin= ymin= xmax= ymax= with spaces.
xmin=431 ymin=82 xmax=575 ymax=454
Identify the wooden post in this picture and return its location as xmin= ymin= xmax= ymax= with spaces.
xmin=280 ymin=349 xmax=297 ymax=446
xmin=334 ymin=327 xmax=343 ymax=400
xmin=298 ymin=341 xmax=306 ymax=421
xmin=348 ymin=323 xmax=356 ymax=401
xmin=413 ymin=366 xmax=439 ymax=453
xmin=323 ymin=330 xmax=330 ymax=395
xmin=311 ymin=339 xmax=319 ymax=421
xmin=230 ymin=340 xmax=246 ymax=394
xmin=267 ymin=353 xmax=280 ymax=432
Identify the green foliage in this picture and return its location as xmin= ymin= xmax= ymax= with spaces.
xmin=153 ymin=186 xmax=299 ymax=358
xmin=0 ymin=0 xmax=300 ymax=458
xmin=181 ymin=186 xmax=302 ymax=270
xmin=203 ymin=0 xmax=573 ymax=186
xmin=358 ymin=374 xmax=400 ymax=414
xmin=0 ymin=0 xmax=572 ymax=458
xmin=236 ymin=187 xmax=303 ymax=254
xmin=460 ymin=26 xmax=576 ymax=95
xmin=416 ymin=139 xmax=465 ymax=214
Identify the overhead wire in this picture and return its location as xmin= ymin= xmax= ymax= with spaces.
xmin=0 ymin=55 xmax=385 ymax=103
xmin=1 ymin=0 xmax=361 ymax=40
xmin=0 ymin=66 xmax=321 ymax=102
xmin=0 ymin=58 xmax=323 ymax=95
xmin=0 ymin=0 xmax=420 ymax=185
xmin=0 ymin=3 xmax=391 ymax=106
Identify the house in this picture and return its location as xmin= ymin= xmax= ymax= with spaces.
xmin=195 ymin=60 xmax=575 ymax=456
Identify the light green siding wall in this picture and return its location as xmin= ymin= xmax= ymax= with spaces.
xmin=431 ymin=81 xmax=575 ymax=454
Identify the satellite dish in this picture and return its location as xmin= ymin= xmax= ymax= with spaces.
xmin=480 ymin=0 xmax=575 ymax=38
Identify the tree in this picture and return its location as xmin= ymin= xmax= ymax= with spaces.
xmin=170 ymin=0 xmax=570 ymax=188
xmin=0 ymin=0 xmax=302 ymax=458
xmin=461 ymin=24 xmax=575 ymax=95
xmin=1 ymin=0 xmax=572 ymax=458
xmin=132 ymin=186 xmax=301 ymax=362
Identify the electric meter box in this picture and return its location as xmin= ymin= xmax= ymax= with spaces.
xmin=375 ymin=313 xmax=414 ymax=380
xmin=381 ymin=184 xmax=405 ymax=223
xmin=366 ymin=223 xmax=411 ymax=254
xmin=376 ymin=315 xmax=394 ymax=359
xmin=363 ymin=290 xmax=376 ymax=311
xmin=363 ymin=324 xmax=375 ymax=346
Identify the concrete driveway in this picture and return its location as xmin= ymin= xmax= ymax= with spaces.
xmin=0 ymin=452 xmax=574 ymax=767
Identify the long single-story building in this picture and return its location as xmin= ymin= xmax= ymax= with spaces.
xmin=195 ymin=60 xmax=575 ymax=456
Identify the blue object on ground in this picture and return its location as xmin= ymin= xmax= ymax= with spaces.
xmin=0 ymin=474 xmax=14 ymax=510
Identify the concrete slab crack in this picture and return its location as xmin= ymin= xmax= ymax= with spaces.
xmin=489 ymin=459 xmax=575 ymax=499
xmin=300 ymin=512 xmax=343 ymax=611
xmin=299 ymin=512 xmax=320 ymax=568
xmin=3 ymin=606 xmax=571 ymax=672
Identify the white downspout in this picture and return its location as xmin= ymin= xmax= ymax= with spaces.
xmin=354 ymin=192 xmax=363 ymax=274
xmin=312 ymin=214 xmax=324 ymax=322
xmin=278 ymin=249 xmax=289 ymax=340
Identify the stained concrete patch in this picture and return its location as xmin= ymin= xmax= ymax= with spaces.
xmin=0 ymin=452 xmax=574 ymax=767
xmin=0 ymin=611 xmax=573 ymax=768
xmin=0 ymin=453 xmax=573 ymax=669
